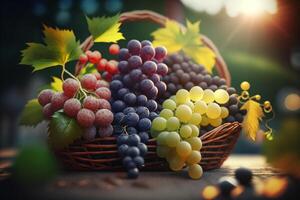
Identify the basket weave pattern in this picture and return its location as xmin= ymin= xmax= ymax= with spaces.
xmin=57 ymin=10 xmax=241 ymax=171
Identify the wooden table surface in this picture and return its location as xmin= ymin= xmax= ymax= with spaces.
xmin=0 ymin=150 xmax=279 ymax=200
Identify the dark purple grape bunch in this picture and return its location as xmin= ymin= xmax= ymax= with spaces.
xmin=109 ymin=39 xmax=167 ymax=178
xmin=37 ymin=73 xmax=114 ymax=141
xmin=162 ymin=53 xmax=246 ymax=135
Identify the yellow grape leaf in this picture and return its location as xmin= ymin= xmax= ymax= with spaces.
xmin=241 ymin=100 xmax=264 ymax=141
xmin=151 ymin=19 xmax=215 ymax=72
xmin=86 ymin=14 xmax=125 ymax=43
xmin=51 ymin=76 xmax=63 ymax=92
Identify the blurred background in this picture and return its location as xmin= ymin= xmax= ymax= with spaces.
xmin=0 ymin=0 xmax=299 ymax=153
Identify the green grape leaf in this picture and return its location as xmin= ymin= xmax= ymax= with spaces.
xmin=19 ymin=99 xmax=44 ymax=126
xmin=48 ymin=112 xmax=83 ymax=150
xmin=152 ymin=20 xmax=216 ymax=72
xmin=20 ymin=25 xmax=82 ymax=71
xmin=51 ymin=76 xmax=63 ymax=92
xmin=86 ymin=14 xmax=125 ymax=43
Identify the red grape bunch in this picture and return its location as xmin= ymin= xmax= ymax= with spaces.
xmin=37 ymin=72 xmax=114 ymax=141
xmin=79 ymin=45 xmax=120 ymax=82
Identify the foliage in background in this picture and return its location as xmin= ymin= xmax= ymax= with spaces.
xmin=264 ymin=119 xmax=300 ymax=177
xmin=152 ymin=20 xmax=215 ymax=72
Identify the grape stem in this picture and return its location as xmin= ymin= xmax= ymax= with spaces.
xmin=61 ymin=64 xmax=87 ymax=98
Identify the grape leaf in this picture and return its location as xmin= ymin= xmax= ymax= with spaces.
xmin=152 ymin=20 xmax=216 ymax=72
xmin=20 ymin=26 xmax=82 ymax=71
xmin=48 ymin=112 xmax=83 ymax=150
xmin=86 ymin=14 xmax=125 ymax=43
xmin=20 ymin=99 xmax=44 ymax=126
xmin=51 ymin=76 xmax=63 ymax=92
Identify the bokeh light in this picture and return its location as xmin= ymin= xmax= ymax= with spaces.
xmin=105 ymin=0 xmax=123 ymax=13
xmin=284 ymin=93 xmax=300 ymax=111
xmin=277 ymin=88 xmax=300 ymax=113
xmin=80 ymin=0 xmax=99 ymax=15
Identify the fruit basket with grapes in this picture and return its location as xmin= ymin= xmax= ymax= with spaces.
xmin=19 ymin=10 xmax=273 ymax=179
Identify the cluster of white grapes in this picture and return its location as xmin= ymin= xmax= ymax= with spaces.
xmin=151 ymin=86 xmax=230 ymax=179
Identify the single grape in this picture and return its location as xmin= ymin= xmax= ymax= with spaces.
xmin=136 ymin=106 xmax=150 ymax=119
xmin=152 ymin=117 xmax=167 ymax=131
xmin=150 ymin=74 xmax=160 ymax=83
xmin=169 ymin=154 xmax=185 ymax=171
xmin=98 ymin=99 xmax=111 ymax=110
xmin=141 ymin=61 xmax=157 ymax=76
xmin=79 ymin=54 xmax=88 ymax=64
xmin=83 ymin=96 xmax=99 ymax=112
xmin=200 ymin=115 xmax=210 ymax=126
xmin=156 ymin=131 xmax=169 ymax=145
xmin=188 ymin=164 xmax=203 ymax=179
xmin=189 ymin=86 xmax=204 ymax=101
xmin=98 ymin=124 xmax=113 ymax=137
xmin=162 ymin=99 xmax=177 ymax=111
xmin=38 ymin=89 xmax=54 ymax=106
xmin=209 ymin=118 xmax=222 ymax=127
xmin=206 ymin=103 xmax=221 ymax=119
xmin=137 ymin=118 xmax=152 ymax=131
xmin=118 ymin=144 xmax=129 ymax=157
xmin=128 ymin=167 xmax=139 ymax=179
xmin=105 ymin=60 xmax=119 ymax=75
xmin=137 ymin=95 xmax=147 ymax=106
xmin=96 ymin=80 xmax=109 ymax=89
xmin=112 ymin=100 xmax=126 ymax=112
xmin=127 ymin=39 xmax=141 ymax=55
xmin=145 ymin=100 xmax=157 ymax=112
xmin=154 ymin=46 xmax=167 ymax=61
xmin=186 ymin=151 xmax=202 ymax=165
xmin=139 ymin=79 xmax=154 ymax=92
xmin=109 ymin=44 xmax=120 ymax=55
xmin=95 ymin=87 xmax=111 ymax=100
xmin=126 ymin=127 xmax=138 ymax=135
xmin=63 ymin=98 xmax=81 ymax=117
xmin=146 ymin=86 xmax=158 ymax=99
xmin=117 ymin=88 xmax=129 ymax=99
xmin=189 ymin=113 xmax=202 ymax=126
xmin=175 ymin=89 xmax=190 ymax=104
xmin=137 ymin=143 xmax=148 ymax=156
xmin=81 ymin=74 xmax=97 ymax=90
xmin=220 ymin=107 xmax=229 ymax=118
xmin=110 ymin=80 xmax=123 ymax=92
xmin=93 ymin=72 xmax=101 ymax=80
xmin=124 ymin=112 xmax=140 ymax=127
xmin=114 ymin=112 xmax=125 ymax=124
xmin=139 ymin=132 xmax=149 ymax=143
xmin=176 ymin=141 xmax=192 ymax=158
xmin=184 ymin=101 xmax=194 ymax=111
xmin=159 ymin=109 xmax=173 ymax=119
xmin=117 ymin=133 xmax=128 ymax=145
xmin=175 ymin=104 xmax=192 ymax=123
xmin=123 ymin=107 xmax=136 ymax=115
xmin=180 ymin=125 xmax=192 ymax=139
xmin=155 ymin=81 xmax=167 ymax=96
xmin=128 ymin=134 xmax=141 ymax=146
xmin=42 ymin=103 xmax=53 ymax=119
xmin=118 ymin=60 xmax=129 ymax=74
xmin=123 ymin=93 xmax=137 ymax=106
xmin=133 ymin=156 xmax=145 ymax=168
xmin=51 ymin=92 xmax=68 ymax=111
xmin=166 ymin=116 xmax=180 ymax=131
xmin=166 ymin=132 xmax=181 ymax=147
xmin=202 ymin=89 xmax=215 ymax=103
xmin=129 ymin=69 xmax=142 ymax=81
xmin=119 ymin=48 xmax=130 ymax=61
xmin=77 ymin=108 xmax=95 ymax=127
xmin=140 ymin=45 xmax=155 ymax=61
xmin=240 ymin=81 xmax=250 ymax=91
xmin=102 ymin=71 xmax=113 ymax=82
xmin=82 ymin=126 xmax=97 ymax=141
xmin=185 ymin=137 xmax=202 ymax=151
xmin=87 ymin=51 xmax=101 ymax=64
xmin=214 ymin=89 xmax=229 ymax=104
xmin=128 ymin=55 xmax=142 ymax=69
xmin=149 ymin=112 xmax=158 ymax=120
xmin=141 ymin=40 xmax=152 ymax=47
xmin=156 ymin=63 xmax=168 ymax=76
xmin=127 ymin=146 xmax=140 ymax=157
xmin=63 ymin=78 xmax=79 ymax=98
xmin=97 ymin=58 xmax=107 ymax=71
xmin=190 ymin=124 xmax=200 ymax=137
xmin=95 ymin=109 xmax=114 ymax=126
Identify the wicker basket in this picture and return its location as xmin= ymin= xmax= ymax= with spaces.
xmin=56 ymin=10 xmax=242 ymax=171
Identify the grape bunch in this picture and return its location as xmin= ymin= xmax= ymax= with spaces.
xmin=110 ymin=39 xmax=168 ymax=178
xmin=79 ymin=45 xmax=120 ymax=82
xmin=37 ymin=73 xmax=114 ymax=141
xmin=162 ymin=53 xmax=246 ymax=134
xmin=151 ymin=86 xmax=214 ymax=179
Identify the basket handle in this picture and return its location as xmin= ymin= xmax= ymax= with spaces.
xmin=76 ymin=10 xmax=231 ymax=86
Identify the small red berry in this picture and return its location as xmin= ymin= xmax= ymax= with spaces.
xmin=89 ymin=51 xmax=101 ymax=64
xmin=102 ymin=71 xmax=113 ymax=82
xmin=97 ymin=58 xmax=107 ymax=71
xmin=105 ymin=60 xmax=119 ymax=75
xmin=93 ymin=72 xmax=101 ymax=80
xmin=109 ymin=44 xmax=120 ymax=55
xmin=79 ymin=54 xmax=88 ymax=64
